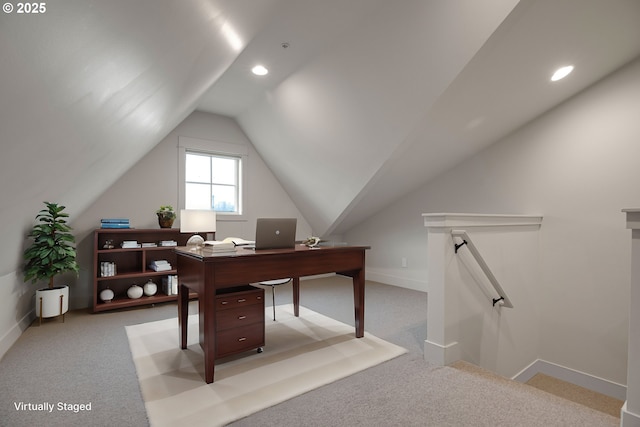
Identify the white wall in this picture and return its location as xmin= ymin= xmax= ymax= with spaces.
xmin=65 ymin=111 xmax=312 ymax=311
xmin=0 ymin=109 xmax=311 ymax=360
xmin=346 ymin=195 xmax=428 ymax=291
xmin=423 ymin=215 xmax=542 ymax=378
xmin=346 ymin=57 xmax=640 ymax=386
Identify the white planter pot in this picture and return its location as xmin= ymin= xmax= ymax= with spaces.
xmin=36 ymin=285 xmax=69 ymax=319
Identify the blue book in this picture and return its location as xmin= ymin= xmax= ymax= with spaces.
xmin=101 ymin=218 xmax=130 ymax=224
xmin=101 ymin=223 xmax=131 ymax=229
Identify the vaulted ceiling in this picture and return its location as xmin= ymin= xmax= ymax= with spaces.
xmin=2 ymin=0 xmax=640 ymax=250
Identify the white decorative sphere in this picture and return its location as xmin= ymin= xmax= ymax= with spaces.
xmin=99 ymin=288 xmax=114 ymax=303
xmin=127 ymin=284 xmax=143 ymax=299
xmin=143 ymin=280 xmax=157 ymax=296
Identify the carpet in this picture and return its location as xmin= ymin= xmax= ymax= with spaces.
xmin=125 ymin=304 xmax=407 ymax=427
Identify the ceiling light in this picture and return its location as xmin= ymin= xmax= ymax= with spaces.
xmin=551 ymin=65 xmax=574 ymax=82
xmin=251 ymin=65 xmax=269 ymax=76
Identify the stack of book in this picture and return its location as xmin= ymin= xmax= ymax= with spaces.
xmin=149 ymin=260 xmax=172 ymax=271
xmin=159 ymin=240 xmax=177 ymax=247
xmin=141 ymin=242 xmax=157 ymax=248
xmin=100 ymin=262 xmax=117 ymax=277
xmin=121 ymin=240 xmax=140 ymax=249
xmin=203 ymin=240 xmax=236 ymax=253
xmin=101 ymin=218 xmax=130 ymax=229
xmin=162 ymin=275 xmax=179 ymax=295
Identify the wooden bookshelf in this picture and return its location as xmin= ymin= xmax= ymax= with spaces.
xmin=92 ymin=228 xmax=203 ymax=313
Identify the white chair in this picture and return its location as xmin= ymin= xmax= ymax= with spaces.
xmin=259 ymin=278 xmax=292 ymax=321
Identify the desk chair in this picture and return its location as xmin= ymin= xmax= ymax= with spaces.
xmin=259 ymin=278 xmax=292 ymax=321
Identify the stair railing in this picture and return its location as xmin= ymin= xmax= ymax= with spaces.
xmin=451 ymin=229 xmax=513 ymax=308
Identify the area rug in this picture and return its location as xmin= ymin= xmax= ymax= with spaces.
xmin=125 ymin=304 xmax=407 ymax=427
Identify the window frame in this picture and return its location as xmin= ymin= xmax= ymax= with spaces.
xmin=178 ymin=136 xmax=248 ymax=221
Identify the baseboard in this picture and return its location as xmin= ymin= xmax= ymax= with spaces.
xmin=365 ymin=269 xmax=428 ymax=292
xmin=0 ymin=309 xmax=35 ymax=361
xmin=424 ymin=339 xmax=460 ymax=366
xmin=513 ymin=359 xmax=627 ymax=401
xmin=621 ymin=402 xmax=640 ymax=426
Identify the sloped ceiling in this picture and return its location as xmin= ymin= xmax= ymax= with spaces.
xmin=2 ymin=0 xmax=640 ymax=270
xmin=0 ymin=0 xmax=281 ymax=272
xmin=198 ymin=0 xmax=640 ymax=235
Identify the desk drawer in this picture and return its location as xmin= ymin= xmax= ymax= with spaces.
xmin=216 ymin=305 xmax=264 ymax=331
xmin=216 ymin=323 xmax=264 ymax=358
xmin=216 ymin=286 xmax=264 ymax=310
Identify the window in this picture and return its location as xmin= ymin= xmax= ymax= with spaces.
xmin=185 ymin=151 xmax=241 ymax=213
xmin=179 ymin=137 xmax=247 ymax=219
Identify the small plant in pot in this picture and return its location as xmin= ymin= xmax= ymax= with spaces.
xmin=23 ymin=202 xmax=79 ymax=324
xmin=156 ymin=205 xmax=176 ymax=228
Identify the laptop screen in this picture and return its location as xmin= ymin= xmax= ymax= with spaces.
xmin=254 ymin=218 xmax=297 ymax=249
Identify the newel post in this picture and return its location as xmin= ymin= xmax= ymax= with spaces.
xmin=622 ymin=209 xmax=640 ymax=425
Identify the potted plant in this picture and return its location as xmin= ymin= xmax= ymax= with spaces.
xmin=23 ymin=202 xmax=79 ymax=324
xmin=156 ymin=205 xmax=176 ymax=228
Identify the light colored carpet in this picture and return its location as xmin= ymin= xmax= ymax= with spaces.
xmin=449 ymin=360 xmax=620 ymax=426
xmin=526 ymin=373 xmax=624 ymax=418
xmin=125 ymin=304 xmax=407 ymax=427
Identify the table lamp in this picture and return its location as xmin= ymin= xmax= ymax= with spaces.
xmin=180 ymin=209 xmax=216 ymax=246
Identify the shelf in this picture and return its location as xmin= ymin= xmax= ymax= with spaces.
xmin=97 ymin=246 xmax=178 ymax=254
xmin=94 ymin=291 xmax=199 ymax=312
xmin=94 ymin=294 xmax=176 ymax=312
xmin=93 ymin=228 xmax=207 ymax=313
xmin=96 ymin=270 xmax=178 ymax=281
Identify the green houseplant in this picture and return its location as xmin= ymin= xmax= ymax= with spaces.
xmin=156 ymin=205 xmax=176 ymax=228
xmin=23 ymin=202 xmax=79 ymax=322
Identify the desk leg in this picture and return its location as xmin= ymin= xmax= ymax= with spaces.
xmin=353 ymin=269 xmax=365 ymax=338
xmin=201 ymin=290 xmax=217 ymax=384
xmin=293 ymin=277 xmax=300 ymax=317
xmin=178 ymin=284 xmax=189 ymax=349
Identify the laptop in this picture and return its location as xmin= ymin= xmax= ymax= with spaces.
xmin=254 ymin=218 xmax=297 ymax=250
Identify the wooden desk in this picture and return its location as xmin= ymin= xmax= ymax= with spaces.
xmin=176 ymin=244 xmax=370 ymax=383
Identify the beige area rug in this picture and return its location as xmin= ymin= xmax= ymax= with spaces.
xmin=125 ymin=304 xmax=407 ymax=427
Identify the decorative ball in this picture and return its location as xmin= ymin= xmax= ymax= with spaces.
xmin=143 ymin=280 xmax=157 ymax=296
xmin=100 ymin=288 xmax=114 ymax=303
xmin=127 ymin=284 xmax=143 ymax=299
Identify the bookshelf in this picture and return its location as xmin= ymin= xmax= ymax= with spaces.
xmin=92 ymin=228 xmax=203 ymax=313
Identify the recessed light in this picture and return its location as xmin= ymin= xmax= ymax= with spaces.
xmin=251 ymin=65 xmax=269 ymax=76
xmin=551 ymin=65 xmax=574 ymax=82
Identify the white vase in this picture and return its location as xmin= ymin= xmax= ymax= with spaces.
xmin=127 ymin=284 xmax=143 ymax=299
xmin=99 ymin=288 xmax=114 ymax=303
xmin=143 ymin=280 xmax=157 ymax=296
xmin=35 ymin=285 xmax=69 ymax=318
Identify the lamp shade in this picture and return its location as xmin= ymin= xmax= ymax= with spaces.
xmin=180 ymin=209 xmax=217 ymax=233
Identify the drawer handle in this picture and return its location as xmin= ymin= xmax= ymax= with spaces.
xmin=237 ymin=298 xmax=246 ymax=303
xmin=221 ymin=301 xmax=228 ymax=305
xmin=238 ymin=337 xmax=247 ymax=342
xmin=238 ymin=316 xmax=247 ymax=320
